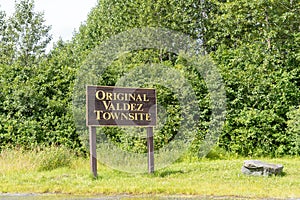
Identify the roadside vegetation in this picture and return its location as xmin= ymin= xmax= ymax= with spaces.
xmin=1 ymin=0 xmax=299 ymax=156
xmin=1 ymin=147 xmax=300 ymax=199
xmin=0 ymin=0 xmax=299 ymax=199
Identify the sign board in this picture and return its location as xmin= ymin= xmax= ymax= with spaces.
xmin=86 ymin=86 xmax=157 ymax=127
xmin=86 ymin=85 xmax=157 ymax=176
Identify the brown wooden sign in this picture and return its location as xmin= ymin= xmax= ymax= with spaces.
xmin=86 ymin=85 xmax=157 ymax=127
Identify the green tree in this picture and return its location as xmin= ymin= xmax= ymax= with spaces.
xmin=74 ymin=0 xmax=204 ymax=56
xmin=204 ymin=0 xmax=300 ymax=156
xmin=69 ymin=0 xmax=212 ymax=153
xmin=6 ymin=0 xmax=52 ymax=66
xmin=2 ymin=0 xmax=299 ymax=157
xmin=0 ymin=9 xmax=14 ymax=65
xmin=0 ymin=0 xmax=54 ymax=149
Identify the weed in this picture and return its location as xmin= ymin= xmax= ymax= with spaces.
xmin=35 ymin=146 xmax=75 ymax=171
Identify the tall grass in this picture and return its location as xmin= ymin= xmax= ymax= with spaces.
xmin=35 ymin=146 xmax=76 ymax=171
xmin=0 ymin=146 xmax=77 ymax=173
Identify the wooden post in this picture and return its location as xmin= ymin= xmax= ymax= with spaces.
xmin=147 ymin=127 xmax=154 ymax=173
xmin=89 ymin=126 xmax=97 ymax=177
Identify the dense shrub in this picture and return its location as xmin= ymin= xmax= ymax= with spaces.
xmin=286 ymin=106 xmax=300 ymax=155
xmin=1 ymin=0 xmax=299 ymax=157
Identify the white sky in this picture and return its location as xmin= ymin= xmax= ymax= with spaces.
xmin=0 ymin=0 xmax=98 ymax=48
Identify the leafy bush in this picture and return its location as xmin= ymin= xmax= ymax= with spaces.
xmin=286 ymin=106 xmax=300 ymax=155
xmin=1 ymin=0 xmax=299 ymax=158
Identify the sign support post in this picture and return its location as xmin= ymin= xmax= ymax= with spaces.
xmin=89 ymin=126 xmax=97 ymax=178
xmin=147 ymin=127 xmax=154 ymax=173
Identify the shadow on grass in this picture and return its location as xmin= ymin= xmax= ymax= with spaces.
xmin=277 ymin=171 xmax=287 ymax=177
xmin=154 ymin=169 xmax=185 ymax=177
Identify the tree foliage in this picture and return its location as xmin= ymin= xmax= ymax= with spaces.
xmin=204 ymin=0 xmax=300 ymax=156
xmin=0 ymin=0 xmax=82 ymax=151
xmin=286 ymin=106 xmax=300 ymax=155
xmin=1 ymin=0 xmax=51 ymax=66
xmin=0 ymin=0 xmax=299 ymax=156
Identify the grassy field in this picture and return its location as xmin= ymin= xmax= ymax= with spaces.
xmin=0 ymin=147 xmax=299 ymax=199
